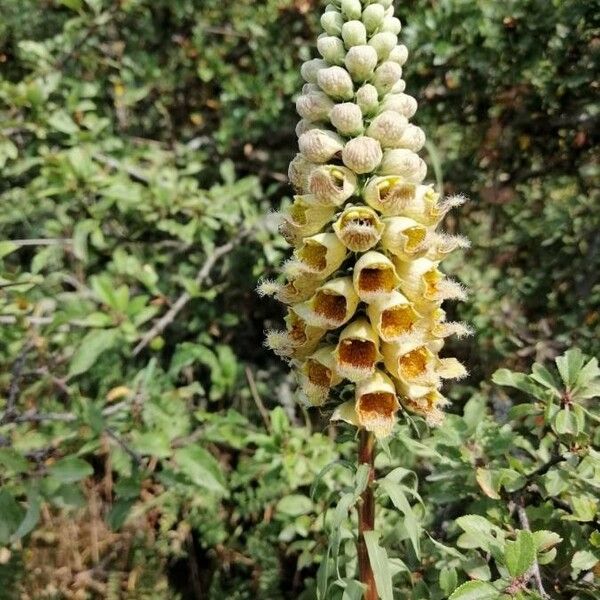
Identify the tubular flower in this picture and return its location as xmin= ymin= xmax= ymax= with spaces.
xmin=334 ymin=318 xmax=382 ymax=382
xmin=262 ymin=0 xmax=470 ymax=435
xmin=333 ymin=205 xmax=384 ymax=252
xmin=298 ymin=345 xmax=342 ymax=406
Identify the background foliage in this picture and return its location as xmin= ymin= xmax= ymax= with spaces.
xmin=0 ymin=0 xmax=598 ymax=598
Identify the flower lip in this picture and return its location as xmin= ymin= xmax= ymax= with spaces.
xmin=333 ymin=206 xmax=384 ymax=252
xmin=364 ymin=176 xmax=417 ymax=216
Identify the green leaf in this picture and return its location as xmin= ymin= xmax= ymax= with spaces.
xmin=439 ymin=567 xmax=458 ymax=596
xmin=47 ymin=110 xmax=79 ymax=135
xmin=532 ymin=530 xmax=562 ymax=552
xmin=0 ymin=490 xmax=25 ymax=545
xmin=0 ymin=241 xmax=18 ymax=259
xmin=363 ymin=531 xmax=393 ymax=600
xmin=341 ymin=580 xmax=364 ymax=600
xmin=571 ymin=550 xmax=599 ymax=574
xmin=0 ymin=449 xmax=29 ymax=473
xmin=554 ymin=409 xmax=578 ymax=435
xmin=68 ymin=328 xmax=119 ymax=378
xmin=49 ymin=457 xmax=93 ymax=483
xmin=492 ymin=369 xmax=543 ymax=397
xmin=276 ymin=494 xmax=313 ymax=517
xmin=556 ymin=348 xmax=585 ymax=389
xmin=379 ymin=480 xmax=421 ymax=558
xmin=505 ymin=530 xmax=536 ymax=578
xmin=449 ymin=581 xmax=500 ymax=600
xmin=12 ymin=489 xmax=41 ymax=541
xmin=60 ymin=0 xmax=83 ymax=9
xmin=530 ymin=363 xmax=560 ymax=393
xmin=107 ymin=499 xmax=134 ymax=530
xmin=173 ymin=445 xmax=227 ymax=495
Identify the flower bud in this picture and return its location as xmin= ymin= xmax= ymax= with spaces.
xmin=397 ymin=124 xmax=426 ymax=152
xmin=342 ymin=20 xmax=368 ymax=47
xmin=317 ymin=35 xmax=347 ymax=65
xmin=355 ymin=370 xmax=400 ymax=438
xmin=381 ymin=93 xmax=418 ymax=118
xmin=295 ymin=119 xmax=319 ymax=138
xmin=293 ymin=232 xmax=348 ymax=278
xmin=362 ymin=3 xmax=385 ymax=33
xmin=298 ymin=129 xmax=344 ymax=163
xmin=341 ymin=0 xmax=362 ymax=20
xmin=344 ymin=45 xmax=378 ymax=81
xmin=288 ymin=153 xmax=318 ymax=191
xmin=330 ymin=102 xmax=364 ymax=136
xmin=381 ymin=216 xmax=430 ymax=260
xmin=294 ymin=276 xmax=359 ymax=329
xmin=366 ymin=291 xmax=423 ymax=343
xmin=299 ymin=345 xmax=342 ymax=406
xmin=278 ymin=194 xmax=336 ymax=244
xmin=379 ymin=148 xmax=427 ymax=182
xmin=308 ymin=164 xmax=358 ymax=205
xmin=366 ymin=110 xmax=409 ymax=148
xmin=342 ymin=135 xmax=383 ymax=174
xmin=378 ymin=0 xmax=394 ymax=8
xmin=334 ymin=318 xmax=381 ymax=381
xmin=321 ymin=11 xmax=344 ymax=36
xmin=372 ymin=61 xmax=403 ymax=95
xmin=388 ymin=44 xmax=409 ymax=66
xmin=353 ymin=251 xmax=400 ymax=303
xmin=333 ymin=205 xmax=385 ymax=252
xmin=317 ymin=66 xmax=355 ymax=100
xmin=369 ymin=32 xmax=398 ymax=61
xmin=296 ymin=91 xmax=335 ymax=122
xmin=302 ymin=83 xmax=321 ymax=94
xmin=381 ymin=16 xmax=401 ymax=35
xmin=301 ymin=58 xmax=328 ymax=84
xmin=356 ymin=84 xmax=379 ymax=115
xmin=393 ymin=257 xmax=467 ymax=306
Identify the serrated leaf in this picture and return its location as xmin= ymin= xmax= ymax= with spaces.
xmin=505 ymin=530 xmax=536 ymax=577
xmin=363 ymin=531 xmax=393 ymax=600
xmin=556 ymin=348 xmax=585 ymax=389
xmin=449 ymin=581 xmax=499 ymax=600
xmin=532 ymin=530 xmax=562 ymax=552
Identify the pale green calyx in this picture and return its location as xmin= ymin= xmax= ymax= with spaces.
xmin=264 ymin=0 xmax=470 ymax=437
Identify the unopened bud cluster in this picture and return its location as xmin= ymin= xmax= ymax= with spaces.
xmin=261 ymin=0 xmax=470 ymax=438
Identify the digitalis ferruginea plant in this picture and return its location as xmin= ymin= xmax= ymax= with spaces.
xmin=260 ymin=0 xmax=470 ymax=440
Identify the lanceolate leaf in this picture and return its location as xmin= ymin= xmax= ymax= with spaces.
xmin=363 ymin=531 xmax=394 ymax=600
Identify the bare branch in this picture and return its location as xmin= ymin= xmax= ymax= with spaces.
xmin=132 ymin=232 xmax=249 ymax=356
xmin=517 ymin=503 xmax=550 ymax=599
xmin=245 ymin=366 xmax=271 ymax=433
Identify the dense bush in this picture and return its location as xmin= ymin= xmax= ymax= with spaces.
xmin=0 ymin=0 xmax=598 ymax=598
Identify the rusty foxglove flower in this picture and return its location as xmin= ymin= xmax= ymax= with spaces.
xmin=262 ymin=0 xmax=470 ymax=436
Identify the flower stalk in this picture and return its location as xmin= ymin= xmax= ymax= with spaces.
xmin=358 ymin=430 xmax=377 ymax=600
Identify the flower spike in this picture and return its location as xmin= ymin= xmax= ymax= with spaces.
xmin=262 ymin=0 xmax=470 ymax=437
